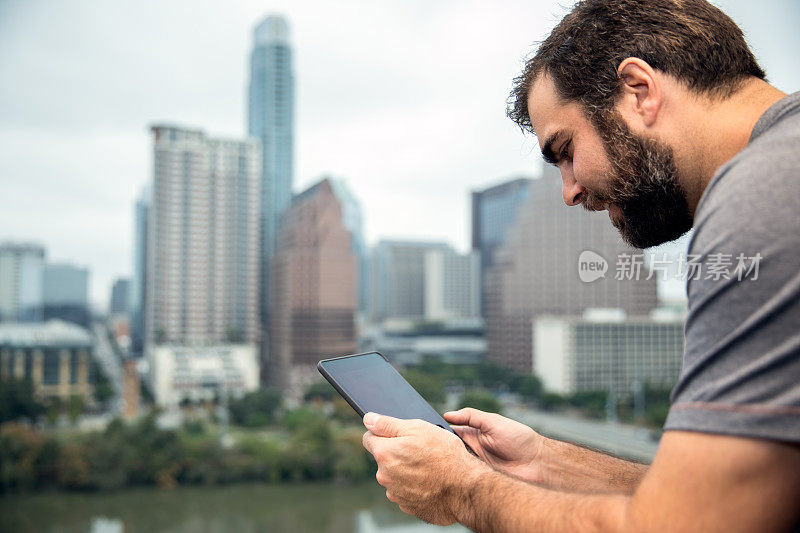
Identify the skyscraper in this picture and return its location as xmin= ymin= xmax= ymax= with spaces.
xmin=109 ymin=278 xmax=130 ymax=316
xmin=42 ymin=263 xmax=90 ymax=328
xmin=424 ymin=249 xmax=481 ymax=320
xmin=0 ymin=242 xmax=45 ymax=322
xmin=485 ymin=165 xmax=658 ymax=373
xmin=269 ymin=178 xmax=359 ymax=397
xmin=368 ymin=240 xmax=452 ymax=323
xmin=130 ymin=186 xmax=150 ymax=356
xmin=471 ymin=177 xmax=532 ymax=316
xmin=248 ymin=15 xmax=295 ymax=332
xmin=146 ymin=125 xmax=261 ymax=347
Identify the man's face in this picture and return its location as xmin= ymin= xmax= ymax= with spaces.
xmin=528 ymin=75 xmax=693 ymax=249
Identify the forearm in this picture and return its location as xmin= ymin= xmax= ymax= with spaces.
xmin=454 ymin=465 xmax=630 ymax=533
xmin=539 ymin=437 xmax=649 ymax=495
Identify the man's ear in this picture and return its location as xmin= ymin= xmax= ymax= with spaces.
xmin=617 ymin=57 xmax=662 ymax=128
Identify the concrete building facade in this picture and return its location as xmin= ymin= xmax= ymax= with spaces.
xmin=149 ymin=345 xmax=259 ymax=407
xmin=146 ymin=125 xmax=261 ymax=348
xmin=0 ymin=242 xmax=45 ymax=322
xmin=471 ymin=177 xmax=532 ymax=316
xmin=43 ymin=263 xmax=90 ymax=328
xmin=424 ymin=249 xmax=481 ymax=320
xmin=534 ymin=314 xmax=685 ymax=395
xmin=269 ymin=178 xmax=359 ymax=396
xmin=485 ymin=166 xmax=658 ymax=373
xmin=369 ymin=240 xmax=451 ymax=323
xmin=0 ymin=320 xmax=93 ymax=401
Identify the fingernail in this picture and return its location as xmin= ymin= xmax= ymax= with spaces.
xmin=364 ymin=412 xmax=379 ymax=427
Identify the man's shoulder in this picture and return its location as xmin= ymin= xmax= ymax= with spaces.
xmin=691 ymin=111 xmax=800 ymax=251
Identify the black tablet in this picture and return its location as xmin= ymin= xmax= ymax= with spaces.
xmin=317 ymin=351 xmax=455 ymax=434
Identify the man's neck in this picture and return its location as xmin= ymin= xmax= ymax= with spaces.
xmin=682 ymin=79 xmax=786 ymax=215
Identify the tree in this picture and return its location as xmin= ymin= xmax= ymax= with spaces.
xmin=516 ymin=375 xmax=544 ymax=401
xmin=458 ymin=390 xmax=502 ymax=414
xmin=403 ymin=369 xmax=445 ymax=410
xmin=0 ymin=379 xmax=44 ymax=424
xmin=229 ymin=388 xmax=282 ymax=427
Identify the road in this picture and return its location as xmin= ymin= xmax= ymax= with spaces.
xmin=505 ymin=403 xmax=659 ymax=462
xmin=91 ymin=321 xmax=123 ymax=414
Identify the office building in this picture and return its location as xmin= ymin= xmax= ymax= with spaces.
xmin=146 ymin=125 xmax=261 ymax=347
xmin=424 ymin=249 xmax=481 ymax=320
xmin=149 ymin=345 xmax=259 ymax=407
xmin=42 ymin=263 xmax=90 ymax=328
xmin=0 ymin=320 xmax=93 ymax=401
xmin=485 ymin=166 xmax=658 ymax=373
xmin=248 ymin=14 xmax=295 ymax=329
xmin=534 ymin=313 xmax=685 ymax=395
xmin=130 ymin=186 xmax=150 ymax=356
xmin=471 ymin=177 xmax=532 ymax=315
xmin=269 ymin=178 xmax=359 ymax=396
xmin=361 ymin=318 xmax=485 ymax=367
xmin=368 ymin=240 xmax=451 ymax=323
xmin=0 ymin=242 xmax=45 ymax=322
xmin=109 ymin=278 xmax=130 ymax=317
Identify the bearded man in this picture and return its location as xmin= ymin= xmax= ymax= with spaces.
xmin=362 ymin=0 xmax=800 ymax=531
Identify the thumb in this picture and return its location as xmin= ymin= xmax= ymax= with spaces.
xmin=363 ymin=412 xmax=406 ymax=437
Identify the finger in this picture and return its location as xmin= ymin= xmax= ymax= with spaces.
xmin=364 ymin=412 xmax=414 ymax=437
xmin=450 ymin=425 xmax=485 ymax=457
xmin=362 ymin=430 xmax=378 ymax=455
xmin=443 ymin=407 xmax=495 ymax=430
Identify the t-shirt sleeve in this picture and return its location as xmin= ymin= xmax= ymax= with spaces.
xmin=664 ymin=148 xmax=800 ymax=443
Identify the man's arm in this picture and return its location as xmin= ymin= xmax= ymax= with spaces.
xmin=453 ymin=431 xmax=800 ymax=533
xmin=540 ymin=438 xmax=648 ymax=495
xmin=445 ymin=407 xmax=648 ymax=495
xmin=363 ymin=414 xmax=800 ymax=532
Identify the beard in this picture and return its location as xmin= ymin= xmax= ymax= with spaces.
xmin=581 ymin=109 xmax=693 ymax=249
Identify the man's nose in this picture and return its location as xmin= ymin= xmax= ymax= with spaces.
xmin=561 ymin=172 xmax=586 ymax=206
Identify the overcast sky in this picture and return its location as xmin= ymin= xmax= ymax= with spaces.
xmin=1 ymin=0 xmax=798 ymax=310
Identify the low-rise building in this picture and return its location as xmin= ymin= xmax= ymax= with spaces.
xmin=0 ymin=320 xmax=93 ymax=401
xmin=534 ymin=312 xmax=684 ymax=395
xmin=148 ymin=344 xmax=259 ymax=407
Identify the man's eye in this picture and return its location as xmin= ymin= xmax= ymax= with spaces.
xmin=560 ymin=140 xmax=572 ymax=162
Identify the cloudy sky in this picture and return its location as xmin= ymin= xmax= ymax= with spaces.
xmin=1 ymin=0 xmax=798 ymax=310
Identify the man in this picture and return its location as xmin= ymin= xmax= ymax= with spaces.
xmin=362 ymin=0 xmax=800 ymax=531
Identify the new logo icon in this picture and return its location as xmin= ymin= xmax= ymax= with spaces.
xmin=578 ymin=250 xmax=608 ymax=283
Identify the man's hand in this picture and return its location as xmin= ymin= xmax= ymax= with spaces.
xmin=361 ymin=412 xmax=491 ymax=525
xmin=445 ymin=407 xmax=649 ymax=494
xmin=444 ymin=407 xmax=546 ymax=484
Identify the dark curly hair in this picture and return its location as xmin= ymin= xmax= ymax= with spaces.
xmin=507 ymin=0 xmax=766 ymax=133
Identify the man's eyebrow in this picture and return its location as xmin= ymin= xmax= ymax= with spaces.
xmin=541 ymin=130 xmax=562 ymax=165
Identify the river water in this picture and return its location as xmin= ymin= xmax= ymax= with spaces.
xmin=0 ymin=483 xmax=470 ymax=532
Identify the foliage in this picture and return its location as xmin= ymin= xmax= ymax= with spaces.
xmin=0 ymin=379 xmax=44 ymax=424
xmin=458 ymin=390 xmax=503 ymax=414
xmin=304 ymin=381 xmax=337 ymax=403
xmin=91 ymin=362 xmax=114 ymax=406
xmin=228 ymin=388 xmax=282 ymax=427
xmin=402 ymin=369 xmax=445 ymax=410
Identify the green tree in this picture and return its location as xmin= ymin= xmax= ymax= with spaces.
xmin=229 ymin=388 xmax=282 ymax=427
xmin=458 ymin=390 xmax=503 ymax=414
xmin=304 ymin=381 xmax=337 ymax=402
xmin=0 ymin=379 xmax=44 ymax=424
xmin=516 ymin=375 xmax=544 ymax=401
xmin=402 ymin=369 xmax=445 ymax=410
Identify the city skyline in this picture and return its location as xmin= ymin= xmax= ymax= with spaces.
xmin=1 ymin=0 xmax=798 ymax=310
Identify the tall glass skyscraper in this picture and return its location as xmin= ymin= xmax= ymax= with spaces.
xmin=248 ymin=15 xmax=295 ymax=332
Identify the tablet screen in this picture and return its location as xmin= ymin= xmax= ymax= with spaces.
xmin=319 ymin=352 xmax=451 ymax=431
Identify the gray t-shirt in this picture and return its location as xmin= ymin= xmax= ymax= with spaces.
xmin=664 ymin=91 xmax=800 ymax=442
